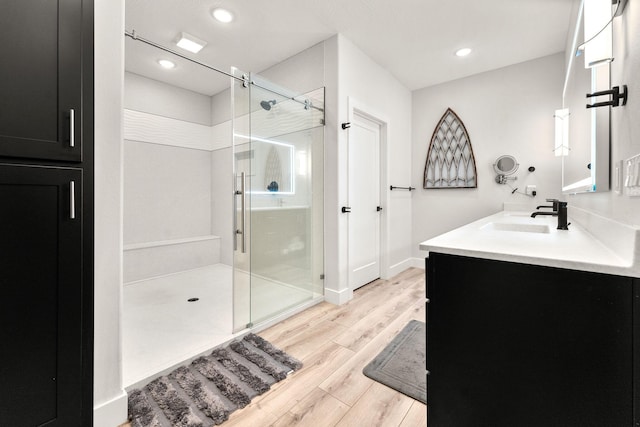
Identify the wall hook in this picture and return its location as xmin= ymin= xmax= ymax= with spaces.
xmin=342 ymin=122 xmax=351 ymax=129
xmin=586 ymin=85 xmax=628 ymax=109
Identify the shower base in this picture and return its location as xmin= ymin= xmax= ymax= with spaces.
xmin=122 ymin=263 xmax=320 ymax=388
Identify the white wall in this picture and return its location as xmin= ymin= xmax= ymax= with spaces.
xmin=325 ymin=35 xmax=413 ymax=304
xmin=412 ymin=53 xmax=565 ymax=258
xmin=123 ymin=72 xmax=214 ymax=247
xmin=124 ymin=72 xmax=212 ymax=125
xmin=568 ymin=1 xmax=640 ymax=226
xmin=122 ymin=74 xmax=221 ymax=282
xmin=123 ymin=141 xmax=213 ymax=244
xmin=211 ymin=147 xmax=233 ymax=265
xmin=258 ymin=42 xmax=326 ymax=95
xmin=93 ymin=0 xmax=127 ymax=426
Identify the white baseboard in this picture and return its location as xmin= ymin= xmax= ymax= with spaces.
xmin=388 ymin=258 xmax=419 ymax=277
xmin=94 ymin=391 xmax=128 ymax=427
xmin=324 ymin=286 xmax=353 ymax=305
xmin=409 ymin=257 xmax=426 ymax=269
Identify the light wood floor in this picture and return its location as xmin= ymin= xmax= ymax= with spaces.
xmin=121 ymin=267 xmax=427 ymax=427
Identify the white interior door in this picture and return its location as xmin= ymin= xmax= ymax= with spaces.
xmin=348 ymin=112 xmax=381 ymax=290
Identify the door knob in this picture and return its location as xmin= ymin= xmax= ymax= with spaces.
xmin=342 ymin=206 xmax=351 ymax=213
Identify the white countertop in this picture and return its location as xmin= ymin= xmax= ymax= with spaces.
xmin=419 ymin=210 xmax=640 ymax=278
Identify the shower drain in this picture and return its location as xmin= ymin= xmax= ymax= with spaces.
xmin=187 ymin=297 xmax=199 ymax=302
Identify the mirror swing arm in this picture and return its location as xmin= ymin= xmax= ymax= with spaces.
xmin=586 ymin=85 xmax=628 ymax=109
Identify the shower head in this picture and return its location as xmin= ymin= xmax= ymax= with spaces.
xmin=260 ymin=99 xmax=277 ymax=111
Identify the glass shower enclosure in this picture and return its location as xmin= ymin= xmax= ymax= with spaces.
xmin=232 ymin=70 xmax=325 ymax=331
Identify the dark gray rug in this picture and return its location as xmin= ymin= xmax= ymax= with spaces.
xmin=363 ymin=320 xmax=426 ymax=403
xmin=128 ymin=333 xmax=302 ymax=427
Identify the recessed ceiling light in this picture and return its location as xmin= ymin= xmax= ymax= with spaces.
xmin=158 ymin=59 xmax=176 ymax=69
xmin=176 ymin=32 xmax=207 ymax=53
xmin=212 ymin=8 xmax=234 ymax=23
xmin=455 ymin=48 xmax=472 ymax=57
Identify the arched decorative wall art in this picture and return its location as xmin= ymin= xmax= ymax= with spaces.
xmin=423 ymin=108 xmax=477 ymax=189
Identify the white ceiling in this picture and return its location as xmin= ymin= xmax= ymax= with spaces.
xmin=125 ymin=0 xmax=575 ymax=96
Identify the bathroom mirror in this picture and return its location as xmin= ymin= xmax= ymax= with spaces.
xmin=561 ymin=5 xmax=610 ymax=194
xmin=494 ymin=155 xmax=519 ymax=175
xmin=236 ymin=138 xmax=295 ymax=194
xmin=493 ymin=155 xmax=519 ymax=184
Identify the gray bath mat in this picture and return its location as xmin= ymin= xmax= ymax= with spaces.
xmin=363 ymin=320 xmax=426 ymax=403
xmin=128 ymin=333 xmax=302 ymax=427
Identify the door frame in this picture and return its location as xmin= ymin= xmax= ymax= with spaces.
xmin=346 ymin=97 xmax=390 ymax=287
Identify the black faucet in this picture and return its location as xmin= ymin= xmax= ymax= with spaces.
xmin=536 ymin=198 xmax=559 ymax=212
xmin=531 ymin=201 xmax=569 ymax=230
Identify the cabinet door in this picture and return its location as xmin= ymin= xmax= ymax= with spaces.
xmin=427 ymin=253 xmax=633 ymax=427
xmin=0 ymin=0 xmax=83 ymax=161
xmin=0 ymin=164 xmax=85 ymax=426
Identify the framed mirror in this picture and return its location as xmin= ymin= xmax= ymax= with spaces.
xmin=561 ymin=4 xmax=610 ymax=194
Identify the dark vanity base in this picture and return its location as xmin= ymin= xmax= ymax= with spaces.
xmin=426 ymin=253 xmax=638 ymax=427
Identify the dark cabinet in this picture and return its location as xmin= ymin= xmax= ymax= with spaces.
xmin=426 ymin=252 xmax=636 ymax=427
xmin=0 ymin=164 xmax=85 ymax=426
xmin=0 ymin=0 xmax=84 ymax=161
xmin=0 ymin=1 xmax=93 ymax=425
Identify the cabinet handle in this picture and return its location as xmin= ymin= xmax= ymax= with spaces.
xmin=426 ymin=298 xmax=430 ymax=303
xmin=69 ymin=109 xmax=75 ymax=147
xmin=70 ymin=181 xmax=76 ymax=220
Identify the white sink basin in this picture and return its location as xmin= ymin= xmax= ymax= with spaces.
xmin=482 ymin=222 xmax=551 ymax=234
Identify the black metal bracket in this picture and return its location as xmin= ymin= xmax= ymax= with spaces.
xmin=342 ymin=122 xmax=351 ymax=129
xmin=341 ymin=206 xmax=351 ymax=213
xmin=586 ymin=85 xmax=628 ymax=109
xmin=390 ymin=185 xmax=415 ymax=191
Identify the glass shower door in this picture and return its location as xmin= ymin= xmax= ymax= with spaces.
xmin=232 ymin=70 xmax=324 ymax=331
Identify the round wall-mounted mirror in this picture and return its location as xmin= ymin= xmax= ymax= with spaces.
xmin=493 ymin=155 xmax=519 ymax=176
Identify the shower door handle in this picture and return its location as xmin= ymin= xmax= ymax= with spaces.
xmin=235 ymin=172 xmax=247 ymax=253
xmin=233 ymin=173 xmax=238 ymax=251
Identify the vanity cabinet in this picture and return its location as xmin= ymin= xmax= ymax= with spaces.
xmin=0 ymin=0 xmax=85 ymax=162
xmin=426 ymin=252 xmax=637 ymax=426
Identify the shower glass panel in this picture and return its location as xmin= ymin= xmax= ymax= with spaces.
xmin=232 ymin=70 xmax=324 ymax=331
